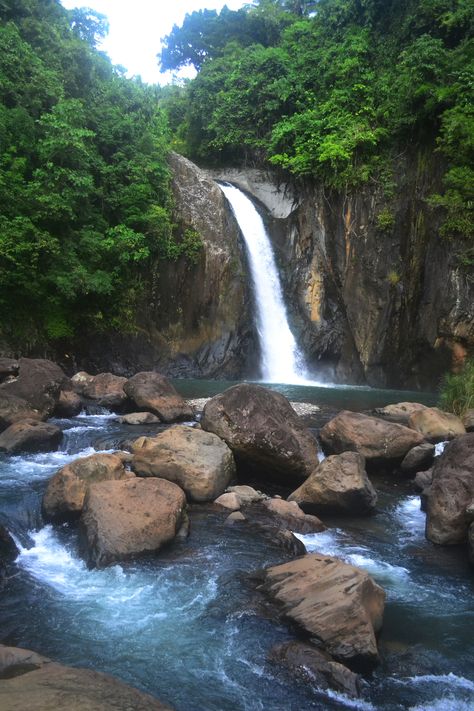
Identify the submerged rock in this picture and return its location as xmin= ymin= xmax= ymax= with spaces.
xmin=288 ymin=451 xmax=377 ymax=515
xmin=124 ymin=372 xmax=194 ymax=422
xmin=80 ymin=477 xmax=187 ymax=568
xmin=43 ymin=453 xmax=132 ymax=522
xmin=0 ymin=358 xmax=67 ymax=418
xmin=201 ymin=384 xmax=319 ymax=484
xmin=426 ymin=433 xmax=474 ymax=545
xmin=320 ymin=410 xmax=424 ymax=466
xmin=131 ymin=425 xmax=235 ymax=502
xmin=259 ymin=553 xmax=385 ymax=670
xmin=407 ymin=407 xmax=466 ymax=443
xmin=0 ymin=419 xmax=62 ymax=454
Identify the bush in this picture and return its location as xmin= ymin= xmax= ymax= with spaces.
xmin=438 ymin=358 xmax=474 ymax=417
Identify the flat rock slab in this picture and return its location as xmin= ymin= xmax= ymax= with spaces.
xmin=0 ymin=645 xmax=173 ymax=710
xmin=260 ymin=553 xmax=385 ymax=670
xmin=320 ymin=410 xmax=424 ymax=466
xmin=0 ymin=419 xmax=62 ymax=454
xmin=131 ymin=425 xmax=235 ymax=502
xmin=124 ymin=372 xmax=193 ymax=422
xmin=201 ymin=384 xmax=319 ymax=484
xmin=80 ymin=477 xmax=187 ymax=568
xmin=288 ymin=451 xmax=377 ymax=515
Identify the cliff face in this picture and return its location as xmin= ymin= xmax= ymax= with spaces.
xmin=213 ymin=157 xmax=474 ymax=389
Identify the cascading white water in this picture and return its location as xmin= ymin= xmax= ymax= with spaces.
xmin=219 ymin=183 xmax=307 ymax=383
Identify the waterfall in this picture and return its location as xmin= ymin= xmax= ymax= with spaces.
xmin=219 ymin=182 xmax=308 ymax=383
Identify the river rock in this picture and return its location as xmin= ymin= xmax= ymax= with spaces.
xmin=53 ymin=390 xmax=83 ymax=418
xmin=214 ymin=492 xmax=241 ymax=510
xmin=426 ymin=433 xmax=474 ymax=545
xmin=408 ymin=407 xmax=466 ymax=443
xmin=43 ymin=453 xmax=132 ymax=522
xmin=0 ymin=419 xmax=62 ymax=454
xmin=0 ymin=392 xmax=42 ymax=432
xmin=70 ymin=371 xmax=95 ymax=395
xmin=81 ymin=373 xmax=129 ymax=410
xmin=259 ymin=553 xmax=385 ymax=670
xmin=320 ymin=410 xmax=424 ymax=466
xmin=131 ymin=425 xmax=235 ymax=502
xmin=288 ymin=452 xmax=377 ymax=515
xmin=462 ymin=409 xmax=474 ymax=432
xmin=269 ymin=641 xmax=360 ymax=697
xmin=373 ymin=402 xmax=427 ymax=425
xmin=200 ymin=384 xmax=319 ymax=484
xmin=124 ymin=372 xmax=193 ymax=422
xmin=0 ymin=645 xmax=173 ymax=710
xmin=225 ymin=485 xmax=266 ymax=506
xmin=0 ymin=358 xmax=67 ymax=417
xmin=80 ymin=477 xmax=187 ymax=568
xmin=117 ymin=412 xmax=160 ymax=425
xmin=225 ymin=511 xmax=247 ymax=525
xmin=400 ymin=442 xmax=436 ymax=474
xmin=259 ymin=498 xmax=325 ymax=534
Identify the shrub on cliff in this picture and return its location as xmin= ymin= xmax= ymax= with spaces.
xmin=439 ymin=359 xmax=474 ymax=417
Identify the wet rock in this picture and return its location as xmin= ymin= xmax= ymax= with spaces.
xmin=400 ymin=442 xmax=436 ymax=474
xmin=408 ymin=407 xmax=465 ymax=443
xmin=131 ymin=425 xmax=235 ymax=503
xmin=81 ymin=373 xmax=129 ymax=410
xmin=462 ymin=409 xmax=474 ymax=432
xmin=201 ymin=384 xmax=319 ymax=484
xmin=0 ymin=526 xmax=18 ymax=565
xmin=270 ymin=641 xmax=360 ymax=697
xmin=117 ymin=412 xmax=160 ymax=425
xmin=225 ymin=511 xmax=247 ymax=525
xmin=426 ymin=433 xmax=474 ymax=545
xmin=214 ymin=492 xmax=241 ymax=510
xmin=0 ymin=419 xmax=62 ymax=454
xmin=320 ymin=411 xmax=424 ymax=467
xmin=259 ymin=553 xmax=385 ymax=670
xmin=0 ymin=392 xmax=42 ymax=432
xmin=259 ymin=498 xmax=325 ymax=534
xmin=0 ymin=358 xmax=67 ymax=418
xmin=288 ymin=452 xmax=377 ymax=515
xmin=42 ymin=453 xmax=132 ymax=523
xmin=53 ymin=390 xmax=83 ymax=418
xmin=0 ymin=645 xmax=173 ymax=709
xmin=373 ymin=402 xmax=428 ymax=425
xmin=124 ymin=372 xmax=194 ymax=422
xmin=80 ymin=477 xmax=187 ymax=568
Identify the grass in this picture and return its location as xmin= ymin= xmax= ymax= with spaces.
xmin=438 ymin=358 xmax=474 ymax=417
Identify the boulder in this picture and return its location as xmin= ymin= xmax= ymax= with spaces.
xmin=0 ymin=419 xmax=62 ymax=454
xmin=124 ymin=372 xmax=193 ymax=422
xmin=0 ymin=392 xmax=42 ymax=432
xmin=80 ymin=477 xmax=187 ymax=568
xmin=259 ymin=498 xmax=325 ymax=534
xmin=408 ymin=407 xmax=466 ymax=443
xmin=269 ymin=641 xmax=360 ymax=698
xmin=225 ymin=512 xmax=247 ymax=525
xmin=201 ymin=384 xmax=319 ymax=484
xmin=226 ymin=485 xmax=266 ymax=506
xmin=0 ymin=645 xmax=172 ymax=710
xmin=463 ymin=409 xmax=474 ymax=432
xmin=320 ymin=411 xmax=424 ymax=466
xmin=81 ymin=373 xmax=129 ymax=410
xmin=0 ymin=359 xmax=18 ymax=384
xmin=70 ymin=371 xmax=95 ymax=395
xmin=426 ymin=433 xmax=474 ymax=545
xmin=53 ymin=390 xmax=83 ymax=418
xmin=42 ymin=453 xmax=132 ymax=522
xmin=400 ymin=443 xmax=436 ymax=474
xmin=131 ymin=425 xmax=235 ymax=502
xmin=288 ymin=452 xmax=377 ymax=515
xmin=259 ymin=553 xmax=385 ymax=670
xmin=117 ymin=412 xmax=160 ymax=425
xmin=214 ymin=492 xmax=241 ymax=510
xmin=373 ymin=402 xmax=427 ymax=425
xmin=0 ymin=358 xmax=67 ymax=417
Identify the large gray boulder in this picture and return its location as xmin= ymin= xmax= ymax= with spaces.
xmin=124 ymin=372 xmax=193 ymax=422
xmin=131 ymin=425 xmax=235 ymax=502
xmin=260 ymin=553 xmax=385 ymax=670
xmin=320 ymin=410 xmax=424 ymax=466
xmin=288 ymin=452 xmax=377 ymax=515
xmin=43 ymin=453 xmax=132 ymax=522
xmin=426 ymin=433 xmax=474 ymax=545
xmin=200 ymin=384 xmax=319 ymax=484
xmin=0 ymin=419 xmax=62 ymax=454
xmin=0 ymin=358 xmax=67 ymax=418
xmin=80 ymin=478 xmax=187 ymax=568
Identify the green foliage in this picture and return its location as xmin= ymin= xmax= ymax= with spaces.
xmin=377 ymin=208 xmax=396 ymax=231
xmin=439 ymin=358 xmax=474 ymax=416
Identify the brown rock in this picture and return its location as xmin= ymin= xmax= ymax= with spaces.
xmin=80 ymin=478 xmax=187 ymax=568
xmin=124 ymin=372 xmax=193 ymax=422
xmin=117 ymin=412 xmax=160 ymax=425
xmin=373 ymin=402 xmax=428 ymax=425
xmin=214 ymin=492 xmax=241 ymax=510
xmin=131 ymin=425 xmax=235 ymax=502
xmin=463 ymin=409 xmax=474 ymax=432
xmin=320 ymin=410 xmax=424 ymax=466
xmin=226 ymin=485 xmax=265 ymax=506
xmin=70 ymin=371 xmax=95 ymax=395
xmin=201 ymin=384 xmax=319 ymax=484
xmin=414 ymin=468 xmax=433 ymax=492
xmin=270 ymin=641 xmax=360 ymax=697
xmin=0 ymin=419 xmax=62 ymax=454
xmin=260 ymin=553 xmax=385 ymax=670
xmin=426 ymin=433 xmax=474 ymax=545
xmin=260 ymin=498 xmax=325 ymax=534
xmin=288 ymin=452 xmax=377 ymax=515
xmin=42 ymin=453 xmax=132 ymax=522
xmin=400 ymin=443 xmax=436 ymax=473
xmin=82 ymin=373 xmax=128 ymax=410
xmin=0 ymin=645 xmax=173 ymax=710
xmin=408 ymin=407 xmax=466 ymax=443
xmin=0 ymin=392 xmax=42 ymax=432
xmin=0 ymin=358 xmax=67 ymax=417
xmin=225 ymin=511 xmax=247 ymax=525
xmin=53 ymin=390 xmax=83 ymax=418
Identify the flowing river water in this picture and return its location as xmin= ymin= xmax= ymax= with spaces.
xmin=1 ymin=382 xmax=473 ymax=711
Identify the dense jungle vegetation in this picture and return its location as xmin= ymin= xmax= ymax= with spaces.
xmin=160 ymin=0 xmax=473 ymax=258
